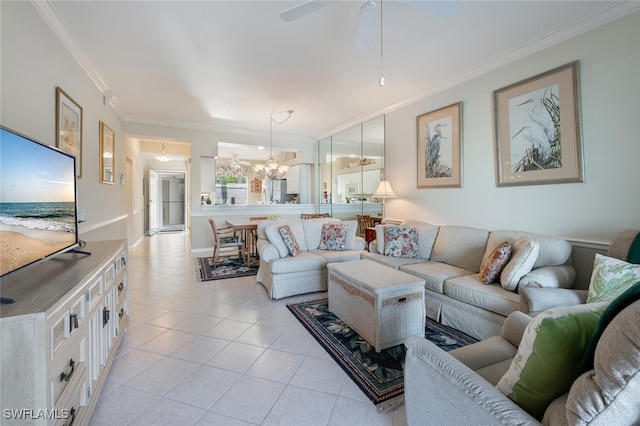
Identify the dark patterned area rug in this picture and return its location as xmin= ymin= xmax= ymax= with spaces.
xmin=196 ymin=256 xmax=259 ymax=281
xmin=287 ymin=298 xmax=477 ymax=411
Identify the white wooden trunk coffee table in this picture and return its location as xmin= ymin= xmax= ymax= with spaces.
xmin=327 ymin=259 xmax=425 ymax=352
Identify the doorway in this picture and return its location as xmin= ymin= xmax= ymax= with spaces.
xmin=158 ymin=172 xmax=186 ymax=232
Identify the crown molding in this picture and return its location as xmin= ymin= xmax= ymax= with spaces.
xmin=33 ymin=0 xmax=640 ymax=142
xmin=32 ymin=1 xmax=120 ymax=108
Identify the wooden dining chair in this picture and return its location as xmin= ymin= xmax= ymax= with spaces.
xmin=208 ymin=218 xmax=243 ymax=268
xmin=356 ymin=214 xmax=374 ymax=238
xmin=248 ymin=217 xmax=267 ymax=256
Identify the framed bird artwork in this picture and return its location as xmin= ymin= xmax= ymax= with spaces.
xmin=417 ymin=102 xmax=462 ymax=188
xmin=493 ymin=61 xmax=584 ymax=187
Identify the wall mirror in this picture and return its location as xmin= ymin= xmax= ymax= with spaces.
xmin=99 ymin=121 xmax=115 ymax=184
xmin=318 ymin=115 xmax=385 ymax=217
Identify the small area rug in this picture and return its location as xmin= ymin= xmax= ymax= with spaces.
xmin=287 ymin=298 xmax=477 ymax=411
xmin=196 ymin=256 xmax=259 ymax=281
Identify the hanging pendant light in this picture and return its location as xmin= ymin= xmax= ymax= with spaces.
xmin=379 ymin=0 xmax=385 ymax=87
xmin=156 ymin=142 xmax=171 ymax=162
xmin=253 ymin=110 xmax=294 ymax=179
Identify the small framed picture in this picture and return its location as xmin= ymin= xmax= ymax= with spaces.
xmin=493 ymin=61 xmax=583 ymax=186
xmin=417 ymin=102 xmax=462 ymax=188
xmin=56 ymin=87 xmax=83 ymax=178
xmin=99 ymin=121 xmax=115 ymax=184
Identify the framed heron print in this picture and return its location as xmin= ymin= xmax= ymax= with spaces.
xmin=56 ymin=87 xmax=83 ymax=178
xmin=493 ymin=61 xmax=583 ymax=187
xmin=417 ymin=102 xmax=462 ymax=188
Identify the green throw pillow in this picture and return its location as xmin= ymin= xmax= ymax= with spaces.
xmin=496 ymin=302 xmax=607 ymax=419
xmin=587 ymin=254 xmax=640 ymax=303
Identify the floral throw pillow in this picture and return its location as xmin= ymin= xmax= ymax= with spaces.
xmin=480 ymin=241 xmax=512 ymax=284
xmin=587 ymin=253 xmax=640 ymax=303
xmin=383 ymin=226 xmax=419 ymax=258
xmin=278 ymin=225 xmax=300 ymax=256
xmin=319 ymin=223 xmax=347 ymax=251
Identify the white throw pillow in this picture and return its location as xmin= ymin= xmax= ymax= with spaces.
xmin=265 ymin=225 xmax=289 ymax=258
xmin=587 ymin=253 xmax=640 ymax=303
xmin=500 ymin=237 xmax=540 ymax=291
xmin=340 ymin=220 xmax=359 ymax=250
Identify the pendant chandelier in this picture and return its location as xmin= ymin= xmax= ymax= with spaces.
xmin=253 ymin=110 xmax=294 ymax=179
xmin=156 ymin=142 xmax=171 ymax=162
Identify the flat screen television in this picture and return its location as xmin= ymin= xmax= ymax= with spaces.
xmin=0 ymin=125 xmax=79 ymax=279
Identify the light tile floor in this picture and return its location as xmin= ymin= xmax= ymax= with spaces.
xmin=89 ymin=232 xmax=408 ymax=426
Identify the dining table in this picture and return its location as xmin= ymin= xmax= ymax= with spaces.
xmin=225 ymin=219 xmax=261 ymax=266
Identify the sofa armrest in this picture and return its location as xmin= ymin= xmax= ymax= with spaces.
xmin=518 ymin=265 xmax=576 ymax=289
xmin=404 ymin=336 xmax=539 ymax=425
xmin=519 ymin=287 xmax=588 ymax=315
xmin=257 ymin=240 xmax=281 ymax=262
xmin=501 ymin=311 xmax=534 ymax=347
xmin=353 ymin=236 xmax=366 ymax=251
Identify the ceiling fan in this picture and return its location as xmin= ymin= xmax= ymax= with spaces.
xmin=229 ymin=154 xmax=251 ymax=169
xmin=280 ymin=1 xmax=459 ymax=49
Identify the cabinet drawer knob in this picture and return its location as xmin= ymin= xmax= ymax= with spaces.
xmin=69 ymin=313 xmax=79 ymax=331
xmin=59 ymin=358 xmax=76 ymax=382
xmin=103 ymin=307 xmax=110 ymax=327
xmin=63 ymin=407 xmax=76 ymax=426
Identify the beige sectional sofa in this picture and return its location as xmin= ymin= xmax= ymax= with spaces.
xmin=403 ymin=229 xmax=640 ymax=425
xmin=257 ymin=217 xmax=582 ymax=341
xmin=365 ymin=222 xmax=575 ymax=340
xmin=256 ymin=218 xmax=366 ymax=299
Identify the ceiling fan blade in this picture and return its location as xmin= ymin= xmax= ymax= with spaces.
xmin=280 ymin=1 xmax=333 ymax=22
xmin=354 ymin=1 xmax=377 ymax=50
xmin=399 ymin=0 xmax=460 ymax=18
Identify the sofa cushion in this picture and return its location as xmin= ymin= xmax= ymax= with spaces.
xmin=586 ymin=253 xmax=640 ymax=303
xmin=383 ymin=225 xmax=419 ymax=258
xmin=312 ymin=249 xmax=364 ymax=263
xmin=518 ymin=266 xmax=576 ymax=289
xmin=566 ymin=299 xmax=640 ymax=425
xmin=400 ymin=261 xmax=474 ymax=294
xmin=265 ymin=221 xmax=307 ymax=257
xmin=483 ymin=230 xmax=572 ymax=269
xmin=480 ymin=241 xmax=512 ymax=284
xmin=444 ymin=274 xmax=520 ymax=317
xmin=430 ymin=225 xmax=489 ymax=272
xmin=500 ymin=238 xmax=539 ymax=291
xmin=278 ymin=225 xmax=300 ymax=256
xmin=265 ymin=224 xmax=290 ymax=258
xmin=340 ymin=220 xmax=359 ymax=250
xmin=268 ymin=251 xmax=327 ymax=274
xmin=362 ymin=252 xmax=427 ymax=270
xmin=303 ymin=217 xmax=340 ymax=250
xmin=496 ymin=302 xmax=608 ymax=419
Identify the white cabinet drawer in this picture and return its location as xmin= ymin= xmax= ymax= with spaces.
xmin=48 ymin=292 xmax=85 ymax=361
xmin=49 ymin=337 xmax=86 ymax=407
xmin=54 ymin=377 xmax=86 ymax=426
xmin=86 ymin=275 xmax=104 ymax=311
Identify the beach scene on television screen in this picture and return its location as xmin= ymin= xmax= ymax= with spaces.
xmin=0 ymin=130 xmax=77 ymax=276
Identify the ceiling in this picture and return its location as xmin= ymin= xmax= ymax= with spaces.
xmin=46 ymin=1 xmax=638 ymax=142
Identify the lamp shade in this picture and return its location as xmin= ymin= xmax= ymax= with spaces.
xmin=373 ymin=179 xmax=396 ymax=199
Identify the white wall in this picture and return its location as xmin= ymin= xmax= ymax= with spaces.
xmin=1 ymin=1 xmax=129 ymax=243
xmin=384 ymin=11 xmax=640 ymax=244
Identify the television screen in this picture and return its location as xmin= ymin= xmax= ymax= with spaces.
xmin=0 ymin=126 xmax=79 ymax=277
